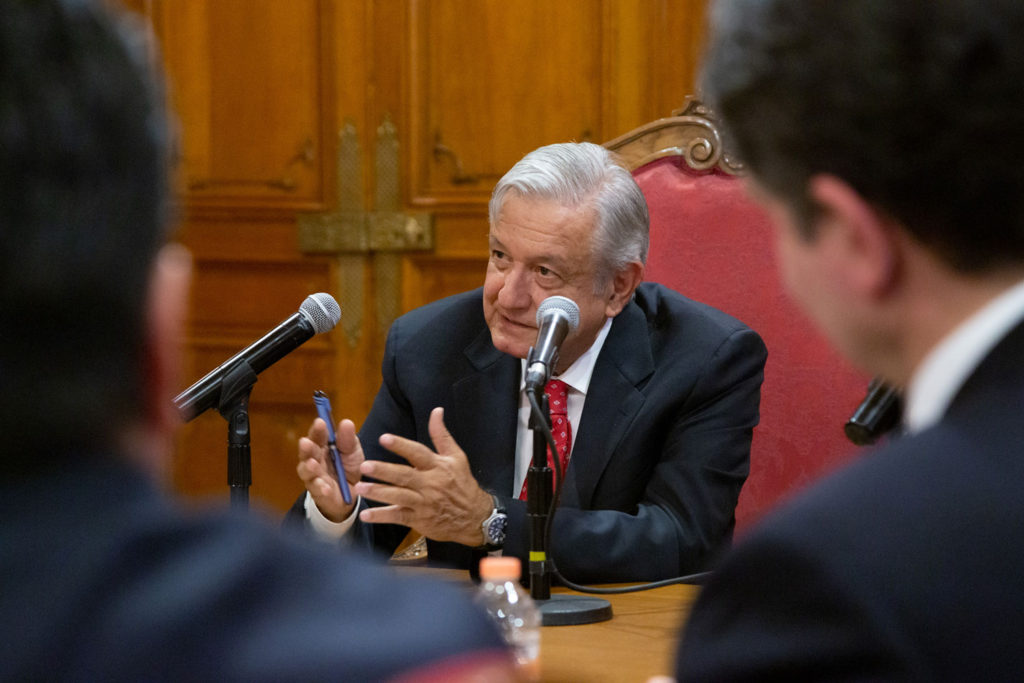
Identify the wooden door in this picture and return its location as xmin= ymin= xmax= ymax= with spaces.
xmin=123 ymin=0 xmax=707 ymax=512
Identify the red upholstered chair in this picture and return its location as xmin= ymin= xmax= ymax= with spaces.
xmin=605 ymin=100 xmax=870 ymax=534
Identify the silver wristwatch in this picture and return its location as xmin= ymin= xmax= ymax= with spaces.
xmin=480 ymin=494 xmax=507 ymax=550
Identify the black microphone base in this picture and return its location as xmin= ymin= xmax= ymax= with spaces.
xmin=536 ymin=595 xmax=612 ymax=626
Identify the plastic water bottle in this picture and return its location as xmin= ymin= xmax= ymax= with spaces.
xmin=475 ymin=556 xmax=541 ymax=681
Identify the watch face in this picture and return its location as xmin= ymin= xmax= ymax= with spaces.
xmin=486 ymin=514 xmax=508 ymax=544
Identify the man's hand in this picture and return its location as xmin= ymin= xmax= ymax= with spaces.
xmin=355 ymin=407 xmax=494 ymax=547
xmin=296 ymin=417 xmax=363 ymax=522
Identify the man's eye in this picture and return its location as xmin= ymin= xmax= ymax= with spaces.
xmin=491 ymin=250 xmax=506 ymax=260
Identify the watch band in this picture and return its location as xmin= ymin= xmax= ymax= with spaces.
xmin=480 ymin=493 xmax=507 ymax=550
xmin=489 ymin=493 xmax=506 ymax=515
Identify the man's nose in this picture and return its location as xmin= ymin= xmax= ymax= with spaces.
xmin=497 ymin=267 xmax=532 ymax=311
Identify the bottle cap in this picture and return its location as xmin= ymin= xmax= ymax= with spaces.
xmin=479 ymin=556 xmax=521 ymax=581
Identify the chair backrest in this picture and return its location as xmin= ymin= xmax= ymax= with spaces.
xmin=605 ymin=99 xmax=869 ymax=533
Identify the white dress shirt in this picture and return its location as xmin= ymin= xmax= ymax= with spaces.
xmin=512 ymin=317 xmax=611 ymax=496
xmin=904 ymin=278 xmax=1024 ymax=434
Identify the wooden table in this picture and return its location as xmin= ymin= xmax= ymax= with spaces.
xmin=539 ymin=582 xmax=698 ymax=682
xmin=393 ymin=566 xmax=700 ymax=682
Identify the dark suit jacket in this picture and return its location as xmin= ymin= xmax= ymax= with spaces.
xmin=315 ymin=282 xmax=766 ymax=583
xmin=676 ymin=319 xmax=1024 ymax=681
xmin=0 ymin=458 xmax=505 ymax=681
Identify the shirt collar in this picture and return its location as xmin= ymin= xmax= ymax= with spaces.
xmin=519 ymin=317 xmax=612 ymax=396
xmin=905 ymin=277 xmax=1024 ymax=433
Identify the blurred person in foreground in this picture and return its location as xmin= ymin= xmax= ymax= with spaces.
xmin=291 ymin=142 xmax=767 ymax=583
xmin=0 ymin=1 xmax=511 ymax=680
xmin=676 ymin=0 xmax=1024 ymax=679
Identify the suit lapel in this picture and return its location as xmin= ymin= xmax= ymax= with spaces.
xmin=449 ymin=326 xmax=520 ymax=496
xmin=565 ymin=301 xmax=655 ymax=508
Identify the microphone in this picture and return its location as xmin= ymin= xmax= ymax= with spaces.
xmin=844 ymin=377 xmax=902 ymax=446
xmin=524 ymin=296 xmax=580 ymax=390
xmin=174 ymin=293 xmax=341 ymax=422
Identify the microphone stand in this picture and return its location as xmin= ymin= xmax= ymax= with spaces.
xmin=215 ymin=360 xmax=259 ymax=510
xmin=526 ymin=385 xmax=612 ymax=626
xmin=526 ymin=389 xmax=553 ymax=600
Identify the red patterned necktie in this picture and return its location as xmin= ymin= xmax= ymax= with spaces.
xmin=519 ymin=379 xmax=573 ymax=500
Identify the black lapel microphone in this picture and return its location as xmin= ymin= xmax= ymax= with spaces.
xmin=844 ymin=377 xmax=902 ymax=445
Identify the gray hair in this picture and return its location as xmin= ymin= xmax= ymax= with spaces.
xmin=489 ymin=142 xmax=649 ymax=290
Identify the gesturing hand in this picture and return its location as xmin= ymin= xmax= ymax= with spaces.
xmin=296 ymin=416 xmax=363 ymax=522
xmin=355 ymin=407 xmax=494 ymax=547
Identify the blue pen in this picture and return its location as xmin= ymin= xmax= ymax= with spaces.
xmin=313 ymin=390 xmax=352 ymax=504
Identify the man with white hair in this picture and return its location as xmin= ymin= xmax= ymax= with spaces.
xmin=292 ymin=142 xmax=767 ymax=583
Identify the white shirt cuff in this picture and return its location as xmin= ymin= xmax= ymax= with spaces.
xmin=304 ymin=491 xmax=359 ymax=540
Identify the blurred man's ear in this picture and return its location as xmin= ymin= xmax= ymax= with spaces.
xmin=145 ymin=243 xmax=193 ymax=444
xmin=808 ymin=174 xmax=900 ymax=300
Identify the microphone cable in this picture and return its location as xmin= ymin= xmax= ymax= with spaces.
xmin=525 ymin=390 xmax=713 ymax=595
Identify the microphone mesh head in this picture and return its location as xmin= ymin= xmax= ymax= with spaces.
xmin=536 ymin=295 xmax=580 ymax=332
xmin=300 ymin=293 xmax=342 ymax=334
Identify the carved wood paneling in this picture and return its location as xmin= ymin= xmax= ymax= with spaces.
xmin=402 ymin=256 xmax=487 ymax=313
xmin=410 ymin=0 xmax=601 ymax=202
xmin=404 ymin=0 xmax=706 ymax=208
xmin=137 ymin=0 xmax=348 ymax=511
xmin=601 ymin=0 xmax=708 ymax=137
xmin=397 ymin=0 xmax=708 ymax=313
xmin=124 ymin=0 xmax=709 ymax=512
xmin=153 ymin=0 xmax=331 ymax=210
